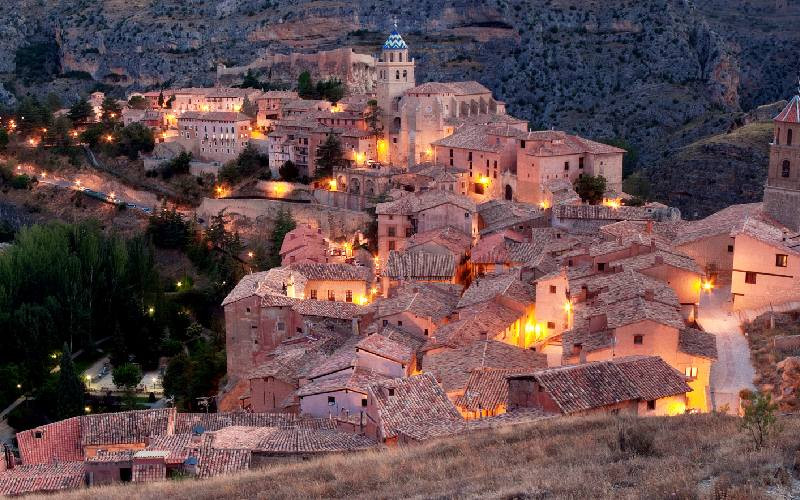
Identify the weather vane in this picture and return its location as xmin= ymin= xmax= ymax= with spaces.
xmin=393 ymin=17 xmax=398 ymax=29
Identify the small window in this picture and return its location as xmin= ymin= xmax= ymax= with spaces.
xmin=788 ymin=128 xmax=793 ymax=146
xmin=310 ymin=289 xmax=317 ymax=300
xmin=782 ymin=160 xmax=791 ymax=178
xmin=361 ymin=398 xmax=368 ymax=407
xmin=549 ymin=285 xmax=557 ymax=294
xmin=579 ymin=157 xmax=584 ymax=169
xmin=327 ymin=396 xmax=336 ymax=406
xmin=276 ymin=322 xmax=285 ymax=331
xmin=745 ymin=272 xmax=757 ymax=284
xmin=564 ymin=161 xmax=569 ymax=171
xmin=777 ymin=254 xmax=788 ymax=267
xmin=388 ymin=241 xmax=396 ymax=251
xmin=387 ymin=226 xmax=396 ymax=237
xmin=345 ymin=290 xmax=353 ymax=302
xmin=246 ymin=307 xmax=251 ymax=313
xmin=571 ymin=343 xmax=582 ymax=355
xmin=598 ymin=263 xmax=606 ymax=271
xmin=633 ymin=334 xmax=643 ymax=345
xmin=520 ymin=140 xmax=526 ymax=149
xmin=424 ymin=328 xmax=429 ymax=336
xmin=397 ymin=320 xmax=403 ymax=326
xmin=388 ymin=388 xmax=395 ymax=397
xmin=646 ymin=400 xmax=656 ymax=411
xmin=382 ymin=319 xmax=388 ymax=327
xmin=684 ymin=366 xmax=698 ymax=378
xmin=328 ymin=290 xmax=336 ymax=301
xmin=34 ymin=431 xmax=43 ymax=439
xmin=547 ymin=321 xmax=556 ymax=329
xmin=727 ymin=244 xmax=734 ymax=253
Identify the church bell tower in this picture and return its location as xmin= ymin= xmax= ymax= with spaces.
xmin=764 ymin=80 xmax=800 ymax=231
xmin=376 ymin=21 xmax=415 ymax=138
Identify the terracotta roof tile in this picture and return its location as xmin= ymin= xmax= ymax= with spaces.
xmin=456 ymin=368 xmax=522 ymax=412
xmin=424 ymin=340 xmax=546 ymax=393
xmin=775 ymin=95 xmax=800 ymax=123
xmin=356 ymin=326 xmax=426 ymax=364
xmin=0 ymin=462 xmax=85 ymax=496
xmin=80 ymin=408 xmax=175 ymax=446
xmin=385 ymin=251 xmax=455 ymax=280
xmin=457 ymin=270 xmax=534 ymax=309
xmin=678 ymin=328 xmax=718 ymax=359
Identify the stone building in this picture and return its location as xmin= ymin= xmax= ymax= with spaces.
xmin=177 ymin=111 xmax=252 ymax=164
xmin=764 ymin=91 xmax=800 ymax=231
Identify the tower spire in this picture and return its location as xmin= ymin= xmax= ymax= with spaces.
xmin=393 ymin=17 xmax=398 ymax=30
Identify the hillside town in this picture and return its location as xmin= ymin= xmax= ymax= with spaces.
xmin=2 ymin=25 xmax=800 ymax=496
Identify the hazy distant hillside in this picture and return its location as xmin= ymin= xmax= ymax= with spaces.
xmin=1 ymin=0 xmax=798 ymax=216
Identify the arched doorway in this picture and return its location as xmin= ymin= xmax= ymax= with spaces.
xmin=350 ymin=178 xmax=361 ymax=195
xmin=365 ymin=180 xmax=376 ymax=196
xmin=505 ymin=184 xmax=513 ymax=201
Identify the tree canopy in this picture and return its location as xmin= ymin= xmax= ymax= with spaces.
xmin=55 ymin=343 xmax=85 ymax=419
xmin=315 ymin=133 xmax=343 ymax=179
xmin=574 ymin=175 xmax=607 ymax=205
xmin=68 ymin=99 xmax=94 ymax=125
xmin=297 ymin=71 xmax=345 ymax=103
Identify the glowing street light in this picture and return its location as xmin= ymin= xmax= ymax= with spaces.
xmin=247 ymin=251 xmax=254 ymax=258
xmin=104 ymin=134 xmax=113 ymax=143
xmin=75 ymin=179 xmax=81 ymax=187
xmin=702 ymin=279 xmax=714 ymax=292
xmin=16 ymin=384 xmax=21 ymax=389
xmin=176 ymin=281 xmax=182 ymax=288
xmin=148 ymin=306 xmax=155 ymax=316
xmin=84 ymin=406 xmax=92 ymax=413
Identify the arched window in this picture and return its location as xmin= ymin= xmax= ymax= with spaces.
xmin=389 ymin=53 xmax=394 ymax=62
xmin=399 ymin=53 xmax=403 ymax=62
xmin=395 ymin=70 xmax=400 ymax=80
xmin=402 ymin=70 xmax=407 ymax=80
xmin=782 ymin=160 xmax=791 ymax=178
xmin=788 ymin=128 xmax=793 ymax=146
xmin=505 ymin=185 xmax=513 ymax=201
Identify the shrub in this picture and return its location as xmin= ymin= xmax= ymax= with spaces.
xmin=740 ymin=389 xmax=777 ymax=448
xmin=11 ymin=174 xmax=34 ymax=189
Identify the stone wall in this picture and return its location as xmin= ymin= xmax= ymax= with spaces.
xmin=764 ymin=186 xmax=800 ymax=232
xmin=197 ymin=197 xmax=372 ymax=241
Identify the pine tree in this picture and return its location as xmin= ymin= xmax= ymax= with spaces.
xmin=157 ymin=91 xmax=165 ymax=108
xmin=241 ymin=96 xmax=257 ymax=119
xmin=269 ymin=208 xmax=296 ymax=268
xmin=55 ymin=343 xmax=85 ymax=419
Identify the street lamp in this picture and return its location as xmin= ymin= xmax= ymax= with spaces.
xmin=247 ymin=251 xmax=254 ymax=258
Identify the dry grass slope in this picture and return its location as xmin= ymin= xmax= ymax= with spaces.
xmin=43 ymin=414 xmax=800 ymax=500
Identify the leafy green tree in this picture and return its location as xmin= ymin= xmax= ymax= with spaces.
xmin=127 ymin=95 xmax=150 ymax=110
xmin=279 ymin=160 xmax=299 ymax=182
xmin=622 ymin=171 xmax=651 ymax=200
xmin=68 ymin=99 xmax=94 ymax=124
xmin=112 ymin=362 xmax=142 ymax=409
xmin=55 ymin=343 xmax=85 ymax=419
xmin=159 ymin=151 xmax=193 ymax=179
xmin=218 ymin=144 xmax=269 ymax=184
xmin=101 ymin=97 xmax=122 ymax=122
xmin=315 ymin=132 xmax=343 ymax=179
xmin=268 ymin=208 xmax=296 ymax=268
xmin=297 ymin=71 xmax=314 ymax=98
xmin=316 ymin=78 xmax=345 ymax=103
xmin=741 ymin=389 xmax=778 ymax=449
xmin=365 ymin=99 xmax=382 ymax=134
xmin=574 ymin=175 xmax=607 ymax=205
xmin=116 ymin=123 xmax=155 ymax=160
xmin=163 ymin=338 xmax=225 ymax=410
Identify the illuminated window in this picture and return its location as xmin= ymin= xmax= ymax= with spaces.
xmin=684 ymin=366 xmax=698 ymax=379
xmin=328 ymin=290 xmax=336 ymax=301
xmin=776 ymin=254 xmax=788 ymax=267
xmin=745 ymin=272 xmax=757 ymax=284
xmin=328 ymin=396 xmax=336 ymax=406
xmin=345 ymin=290 xmax=353 ymax=303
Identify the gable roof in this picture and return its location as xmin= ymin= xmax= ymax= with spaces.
xmin=367 ymin=373 xmax=463 ymax=441
xmin=376 ymin=189 xmax=476 ymax=215
xmin=372 ymin=282 xmax=461 ymax=321
xmin=385 ymin=251 xmax=456 ymax=280
xmin=455 ymin=368 xmax=521 ymax=412
xmin=424 ymin=340 xmax=546 ymax=393
xmin=356 ymin=326 xmax=426 ymax=364
xmin=512 ymin=356 xmax=690 ymax=414
xmin=678 ymin=328 xmax=718 ymax=359
xmin=457 ymin=270 xmax=534 ymax=309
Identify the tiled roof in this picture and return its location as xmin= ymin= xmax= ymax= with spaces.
xmin=775 ymin=95 xmax=800 ymax=123
xmin=173 ymin=412 xmax=335 ymax=434
xmin=221 ymin=270 xmax=271 ymax=305
xmin=297 ymin=368 xmax=391 ymax=397
xmin=80 ymin=408 xmax=175 ymax=446
xmin=554 ymin=204 xmax=664 ymax=222
xmin=367 ymin=373 xmax=463 ymax=441
xmin=405 ymin=226 xmax=472 ymax=256
xmin=569 ymin=269 xmax=680 ymax=308
xmin=248 ymin=331 xmax=350 ymax=381
xmin=610 ymin=248 xmax=703 ymax=275
xmin=0 ymin=462 xmax=85 ymax=497
xmin=383 ymin=29 xmax=408 ymax=50
xmin=305 ymin=336 xmax=360 ymax=379
xmin=356 ymin=326 xmax=426 ymax=364
xmin=289 ymin=263 xmax=371 ymax=282
xmin=178 ymin=111 xmax=251 ymax=122
xmin=196 ymin=447 xmax=251 ymax=479
xmin=478 ymin=200 xmax=543 ymax=236
xmin=455 ymin=368 xmax=521 ymax=411
xmin=428 ymin=301 xmax=522 ymax=349
xmin=385 ymin=251 xmax=456 ymax=280
xmin=86 ymin=450 xmax=134 ymax=463
xmin=521 ymin=131 xmax=626 ymax=156
xmin=255 ymin=428 xmax=376 ymax=453
xmin=471 ymin=231 xmax=539 ymax=265
xmin=457 ymin=270 xmax=533 ymax=309
xmin=372 ymin=282 xmax=462 ymax=321
xmin=376 ymin=189 xmax=476 ymax=215
xmin=513 ymin=356 xmax=690 ymax=414
xmin=279 ymin=225 xmax=325 ymax=256
xmin=678 ymin=328 xmax=718 ymax=359
xmin=424 ymin=340 xmax=546 ymax=393
xmin=291 ymin=299 xmax=370 ymax=320
xmin=406 ymin=81 xmax=491 ymax=96
xmin=599 ymin=220 xmax=684 ymax=243
xmin=673 ymin=203 xmax=782 ymax=246
xmin=17 ymin=417 xmax=83 ymax=465
xmin=431 ymin=125 xmax=506 ymax=152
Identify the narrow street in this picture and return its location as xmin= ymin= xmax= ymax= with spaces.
xmin=697 ymin=285 xmax=756 ymax=414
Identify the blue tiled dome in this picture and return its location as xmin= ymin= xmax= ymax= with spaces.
xmin=383 ymin=29 xmax=408 ymax=50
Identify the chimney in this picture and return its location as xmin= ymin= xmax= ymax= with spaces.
xmin=646 ymin=220 xmax=653 ymax=234
xmin=654 ymin=255 xmax=664 ymax=265
xmin=479 ymin=330 xmax=488 ymax=340
xmin=643 ymin=289 xmax=655 ymax=301
xmin=588 ymin=313 xmax=607 ymax=333
xmin=2 ymin=444 xmax=13 ymax=471
xmin=190 ymin=425 xmax=204 ymax=444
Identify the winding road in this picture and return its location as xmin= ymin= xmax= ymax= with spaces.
xmin=697 ymin=285 xmax=756 ymax=415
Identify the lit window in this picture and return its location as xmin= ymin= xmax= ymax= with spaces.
xmin=684 ymin=366 xmax=698 ymax=379
xmin=328 ymin=290 xmax=336 ymax=301
xmin=776 ymin=254 xmax=788 ymax=267
xmin=346 ymin=290 xmax=353 ymax=302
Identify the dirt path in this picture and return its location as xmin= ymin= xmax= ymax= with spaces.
xmin=697 ymin=285 xmax=756 ymax=415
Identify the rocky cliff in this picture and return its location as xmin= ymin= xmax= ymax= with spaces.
xmin=1 ymin=0 xmax=798 ymax=216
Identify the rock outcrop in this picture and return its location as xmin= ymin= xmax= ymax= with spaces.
xmin=777 ymin=356 xmax=800 ymax=412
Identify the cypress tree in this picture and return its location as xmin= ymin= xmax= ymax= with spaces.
xmin=56 ymin=343 xmax=85 ymax=419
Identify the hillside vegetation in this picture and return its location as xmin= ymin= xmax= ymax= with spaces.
xmin=49 ymin=414 xmax=800 ymax=499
